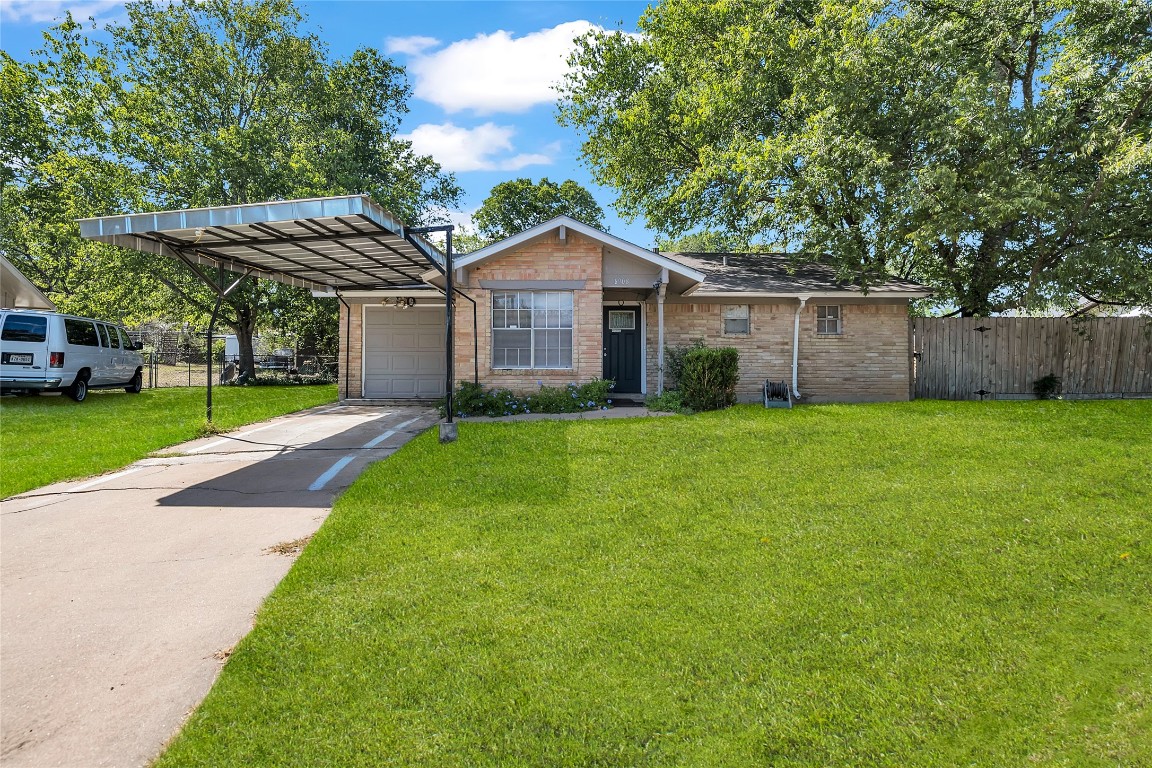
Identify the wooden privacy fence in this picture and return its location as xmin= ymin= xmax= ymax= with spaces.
xmin=913 ymin=317 xmax=1152 ymax=400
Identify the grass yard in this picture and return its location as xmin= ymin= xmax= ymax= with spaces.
xmin=0 ymin=385 xmax=336 ymax=497
xmin=157 ymin=400 xmax=1151 ymax=767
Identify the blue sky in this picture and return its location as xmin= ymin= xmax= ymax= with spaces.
xmin=0 ymin=0 xmax=657 ymax=246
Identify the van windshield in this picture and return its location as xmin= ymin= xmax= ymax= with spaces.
xmin=1 ymin=315 xmax=48 ymax=343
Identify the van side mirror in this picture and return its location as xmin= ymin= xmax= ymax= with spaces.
xmin=133 ymin=342 xmax=145 ymax=351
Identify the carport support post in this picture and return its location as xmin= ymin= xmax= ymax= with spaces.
xmin=407 ymin=224 xmax=458 ymax=443
xmin=440 ymin=228 xmax=457 ymax=443
xmin=206 ymin=286 xmax=224 ymax=424
xmin=200 ymin=266 xmax=251 ymax=425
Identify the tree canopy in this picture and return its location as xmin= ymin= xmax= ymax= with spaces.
xmin=656 ymin=230 xmax=762 ymax=253
xmin=2 ymin=0 xmax=460 ymax=373
xmin=558 ymin=0 xmax=1152 ymax=315
xmin=473 ymin=177 xmax=606 ymax=241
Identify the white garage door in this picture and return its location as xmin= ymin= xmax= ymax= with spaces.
xmin=363 ymin=306 xmax=446 ymax=398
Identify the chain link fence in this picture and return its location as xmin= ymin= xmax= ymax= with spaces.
xmin=127 ymin=329 xmax=336 ymax=388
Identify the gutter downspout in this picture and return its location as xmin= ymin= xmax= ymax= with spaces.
xmin=656 ymin=268 xmax=668 ymax=395
xmin=337 ymin=292 xmax=351 ymax=401
xmin=441 ymin=285 xmax=480 ymax=385
xmin=792 ymin=295 xmax=810 ymax=400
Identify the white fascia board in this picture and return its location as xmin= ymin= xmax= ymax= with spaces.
xmin=684 ymin=290 xmax=933 ymax=300
xmin=1 ymin=255 xmax=56 ymax=309
xmin=448 ymin=216 xmax=707 ymax=283
xmin=312 ymin=288 xmax=443 ymax=299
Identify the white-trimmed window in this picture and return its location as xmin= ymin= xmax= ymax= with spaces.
xmin=723 ymin=304 xmax=750 ymax=335
xmin=816 ymin=305 xmax=842 ymax=334
xmin=492 ymin=291 xmax=574 ymax=369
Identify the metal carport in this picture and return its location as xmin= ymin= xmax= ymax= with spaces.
xmin=77 ymin=195 xmax=459 ymax=440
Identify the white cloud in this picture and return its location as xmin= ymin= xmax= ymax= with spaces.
xmin=0 ymin=0 xmax=122 ymax=23
xmin=384 ymin=35 xmax=440 ymax=56
xmin=399 ymin=122 xmax=553 ymax=173
xmin=408 ymin=20 xmax=603 ymax=114
xmin=422 ymin=207 xmax=478 ymax=233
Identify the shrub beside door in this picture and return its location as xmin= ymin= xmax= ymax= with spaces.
xmin=679 ymin=347 xmax=740 ymax=411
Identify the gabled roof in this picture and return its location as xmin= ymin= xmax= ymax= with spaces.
xmin=1 ymin=255 xmax=56 ymax=310
xmin=423 ymin=216 xmax=707 ymax=285
xmin=666 ymin=252 xmax=932 ymax=298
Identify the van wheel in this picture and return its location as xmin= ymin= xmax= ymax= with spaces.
xmin=68 ymin=374 xmax=89 ymax=402
xmin=125 ymin=371 xmax=143 ymax=394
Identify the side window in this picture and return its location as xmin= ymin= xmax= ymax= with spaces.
xmin=64 ymin=318 xmax=100 ymax=347
xmin=105 ymin=325 xmax=121 ymax=349
xmin=816 ymin=305 xmax=842 ymax=335
xmin=97 ymin=324 xmax=112 ymax=348
xmin=723 ymin=305 xmax=750 ymax=335
xmin=1 ymin=315 xmax=48 ymax=342
xmin=116 ymin=328 xmax=132 ymax=350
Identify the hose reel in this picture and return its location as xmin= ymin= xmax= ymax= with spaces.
xmin=763 ymin=379 xmax=792 ymax=408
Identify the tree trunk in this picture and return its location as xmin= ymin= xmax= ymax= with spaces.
xmin=227 ymin=306 xmax=259 ymax=382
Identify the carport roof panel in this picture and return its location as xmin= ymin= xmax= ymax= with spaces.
xmin=77 ymin=196 xmax=445 ymax=291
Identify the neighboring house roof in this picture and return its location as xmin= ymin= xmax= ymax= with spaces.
xmin=423 ymin=215 xmax=707 ymax=288
xmin=1 ymin=255 xmax=56 ymax=310
xmin=666 ymin=252 xmax=932 ymax=298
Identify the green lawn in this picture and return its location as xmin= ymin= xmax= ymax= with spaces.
xmin=156 ymin=400 xmax=1151 ymax=767
xmin=0 ymin=385 xmax=336 ymax=497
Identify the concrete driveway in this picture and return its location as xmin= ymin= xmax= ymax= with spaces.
xmin=1 ymin=403 xmax=437 ymax=768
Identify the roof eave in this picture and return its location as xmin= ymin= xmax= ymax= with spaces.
xmin=0 ymin=255 xmax=57 ymax=310
xmin=684 ymin=290 xmax=933 ymax=299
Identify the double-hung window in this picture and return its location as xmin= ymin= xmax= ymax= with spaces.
xmin=491 ymin=291 xmax=573 ymax=369
xmin=723 ymin=304 xmax=750 ymax=335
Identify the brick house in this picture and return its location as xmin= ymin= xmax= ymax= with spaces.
xmin=335 ymin=216 xmax=930 ymax=403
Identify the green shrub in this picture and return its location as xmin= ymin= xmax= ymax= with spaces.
xmin=664 ymin=339 xmax=706 ymax=389
xmin=679 ymin=347 xmax=739 ymax=411
xmin=440 ymin=379 xmax=614 ymax=417
xmin=644 ymin=390 xmax=690 ymax=414
xmin=526 ymin=379 xmax=613 ymax=413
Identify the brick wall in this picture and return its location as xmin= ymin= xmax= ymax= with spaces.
xmin=454 ymin=230 xmax=604 ymax=392
xmin=337 ymin=302 xmax=363 ymax=399
xmin=339 ymin=236 xmax=912 ymax=403
xmin=648 ymin=301 xmax=912 ymax=402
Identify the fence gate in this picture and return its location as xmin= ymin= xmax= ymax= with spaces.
xmin=914 ymin=317 xmax=1152 ymax=400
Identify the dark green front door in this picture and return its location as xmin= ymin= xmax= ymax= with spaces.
xmin=604 ymin=307 xmax=642 ymax=393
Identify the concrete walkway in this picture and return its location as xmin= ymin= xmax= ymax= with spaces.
xmin=0 ymin=404 xmax=437 ymax=768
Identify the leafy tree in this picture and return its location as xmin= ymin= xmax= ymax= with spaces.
xmin=473 ymin=177 xmax=606 ymax=240
xmin=3 ymin=0 xmax=460 ymax=375
xmin=1 ymin=52 xmax=161 ymax=323
xmin=558 ymin=0 xmax=1152 ymax=316
xmin=445 ymin=224 xmax=494 ymax=255
xmin=656 ymin=230 xmax=760 ymax=252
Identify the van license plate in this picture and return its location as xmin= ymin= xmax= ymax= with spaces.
xmin=3 ymin=353 xmax=33 ymax=365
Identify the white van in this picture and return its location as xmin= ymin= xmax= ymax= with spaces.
xmin=0 ymin=309 xmax=145 ymax=401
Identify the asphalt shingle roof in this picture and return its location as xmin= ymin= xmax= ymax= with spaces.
xmin=663 ymin=252 xmax=930 ymax=295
